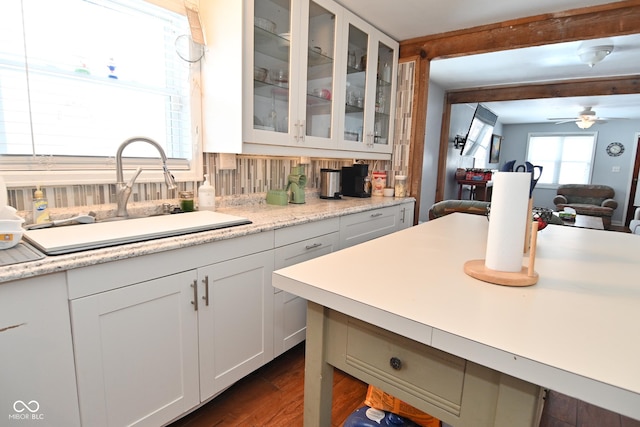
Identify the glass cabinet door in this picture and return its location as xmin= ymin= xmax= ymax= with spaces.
xmin=304 ymin=0 xmax=336 ymax=141
xmin=253 ymin=0 xmax=292 ymax=135
xmin=373 ymin=41 xmax=394 ymax=147
xmin=343 ymin=23 xmax=368 ymax=144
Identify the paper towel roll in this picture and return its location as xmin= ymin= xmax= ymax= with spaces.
xmin=485 ymin=172 xmax=531 ymax=272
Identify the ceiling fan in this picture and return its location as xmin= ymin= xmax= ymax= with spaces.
xmin=548 ymin=107 xmax=624 ymax=129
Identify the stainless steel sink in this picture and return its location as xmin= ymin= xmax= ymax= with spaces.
xmin=23 ymin=211 xmax=251 ymax=255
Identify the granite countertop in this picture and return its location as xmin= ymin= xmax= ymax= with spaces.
xmin=0 ymin=194 xmax=414 ymax=284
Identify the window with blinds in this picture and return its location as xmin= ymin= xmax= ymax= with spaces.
xmin=0 ymin=0 xmax=195 ymax=180
xmin=526 ymin=132 xmax=597 ymax=186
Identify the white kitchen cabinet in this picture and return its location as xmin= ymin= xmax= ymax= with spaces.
xmin=197 ymin=250 xmax=274 ymax=400
xmin=339 ymin=201 xmax=415 ymax=249
xmin=70 ymin=270 xmax=200 ymax=427
xmin=273 ymin=218 xmax=339 ymax=356
xmin=0 ymin=273 xmax=81 ymax=427
xmin=339 ymin=204 xmax=399 ymax=249
xmin=68 ymin=232 xmax=275 ymax=427
xmin=338 ymin=9 xmax=398 ymax=155
xmin=397 ymin=200 xmax=415 ymax=230
xmin=200 ymin=0 xmax=396 ymax=160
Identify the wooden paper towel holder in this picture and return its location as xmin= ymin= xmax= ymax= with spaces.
xmin=464 ymin=221 xmax=539 ymax=287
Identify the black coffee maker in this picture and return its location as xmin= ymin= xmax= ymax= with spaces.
xmin=341 ymin=164 xmax=371 ymax=198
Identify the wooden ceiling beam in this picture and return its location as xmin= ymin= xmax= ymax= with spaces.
xmin=446 ymin=75 xmax=640 ymax=104
xmin=400 ymin=1 xmax=640 ymax=59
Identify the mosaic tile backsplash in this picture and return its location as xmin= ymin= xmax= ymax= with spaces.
xmin=7 ymin=155 xmax=395 ymax=213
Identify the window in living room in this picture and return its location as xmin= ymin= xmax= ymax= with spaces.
xmin=526 ymin=132 xmax=597 ymax=186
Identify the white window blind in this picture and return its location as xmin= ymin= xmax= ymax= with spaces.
xmin=0 ymin=0 xmax=194 ymax=176
xmin=526 ymin=132 xmax=597 ymax=186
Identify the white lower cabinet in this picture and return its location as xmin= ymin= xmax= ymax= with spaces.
xmin=398 ymin=201 xmax=415 ymax=230
xmin=197 ymin=250 xmax=274 ymax=400
xmin=273 ymin=218 xmax=340 ymax=357
xmin=0 ymin=274 xmax=81 ymax=427
xmin=69 ymin=233 xmax=275 ymax=427
xmin=64 ymin=203 xmax=413 ymax=426
xmin=70 ymin=270 xmax=200 ymax=427
xmin=339 ymin=201 xmax=415 ymax=249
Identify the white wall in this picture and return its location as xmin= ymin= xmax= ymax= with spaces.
xmin=501 ymin=121 xmax=640 ymax=225
xmin=443 ymin=103 xmax=504 ymax=201
xmin=418 ymin=81 xmax=444 ymax=222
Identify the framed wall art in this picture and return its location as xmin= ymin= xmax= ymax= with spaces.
xmin=489 ymin=134 xmax=502 ymax=164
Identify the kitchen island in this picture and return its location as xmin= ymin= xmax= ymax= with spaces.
xmin=272 ymin=213 xmax=640 ymax=426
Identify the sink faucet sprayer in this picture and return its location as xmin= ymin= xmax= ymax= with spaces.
xmin=115 ymin=137 xmax=177 ymax=218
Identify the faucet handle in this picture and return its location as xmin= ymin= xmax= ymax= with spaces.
xmin=127 ymin=167 xmax=143 ymax=188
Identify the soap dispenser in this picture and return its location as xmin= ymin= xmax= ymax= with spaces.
xmin=198 ymin=175 xmax=216 ymax=211
xmin=33 ymin=186 xmax=51 ymax=224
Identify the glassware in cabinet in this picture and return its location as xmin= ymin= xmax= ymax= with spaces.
xmin=253 ymin=0 xmax=292 ymax=135
xmin=304 ymin=0 xmax=336 ymax=141
xmin=343 ymin=23 xmax=368 ymax=143
xmin=373 ymin=41 xmax=394 ymax=147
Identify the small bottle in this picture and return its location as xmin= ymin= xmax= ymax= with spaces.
xmin=179 ymin=190 xmax=195 ymax=212
xmin=363 ymin=176 xmax=371 ymax=195
xmin=33 ymin=187 xmax=51 ymax=224
xmin=198 ymin=175 xmax=216 ymax=211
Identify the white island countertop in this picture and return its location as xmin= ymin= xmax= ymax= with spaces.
xmin=272 ymin=213 xmax=640 ymax=420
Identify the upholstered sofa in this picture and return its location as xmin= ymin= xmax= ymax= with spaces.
xmin=428 ymin=200 xmax=490 ymax=220
xmin=553 ymin=184 xmax=617 ymax=229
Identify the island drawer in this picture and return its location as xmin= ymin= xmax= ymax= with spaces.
xmin=322 ymin=308 xmax=543 ymax=426
xmin=326 ymin=312 xmax=465 ymax=416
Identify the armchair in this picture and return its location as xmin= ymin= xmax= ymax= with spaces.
xmin=553 ymin=184 xmax=617 ymax=229
xmin=629 ymin=208 xmax=640 ymax=235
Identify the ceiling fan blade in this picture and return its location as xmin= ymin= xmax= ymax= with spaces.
xmin=549 ymin=119 xmax=578 ymax=124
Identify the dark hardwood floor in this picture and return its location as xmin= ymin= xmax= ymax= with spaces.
xmin=167 ymin=342 xmax=368 ymax=427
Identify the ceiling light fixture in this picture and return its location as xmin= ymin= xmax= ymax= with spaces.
xmin=576 ymin=119 xmax=595 ymax=129
xmin=577 ymin=44 xmax=613 ymax=67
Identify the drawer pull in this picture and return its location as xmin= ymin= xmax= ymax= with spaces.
xmin=370 ymin=212 xmax=383 ymax=218
xmin=390 ymin=357 xmax=402 ymax=370
xmin=305 ymin=242 xmax=322 ymax=250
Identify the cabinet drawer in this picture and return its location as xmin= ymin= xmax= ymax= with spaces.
xmin=274 ymin=218 xmax=339 ymax=247
xmin=274 ymin=232 xmax=339 ymax=272
xmin=339 ymin=206 xmax=398 ymax=248
xmin=327 ymin=312 xmax=465 ymax=416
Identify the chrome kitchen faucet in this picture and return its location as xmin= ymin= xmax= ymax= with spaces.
xmin=115 ymin=137 xmax=177 ymax=218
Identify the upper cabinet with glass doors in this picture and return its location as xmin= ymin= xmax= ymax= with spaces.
xmin=200 ymin=0 xmax=397 ymax=160
xmin=338 ymin=10 xmax=398 ymax=155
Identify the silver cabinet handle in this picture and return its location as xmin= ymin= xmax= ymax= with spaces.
xmin=299 ymin=120 xmax=306 ymax=142
xmin=190 ymin=279 xmax=198 ymax=311
xmin=293 ymin=121 xmax=300 ymax=143
xmin=366 ymin=132 xmax=374 ymax=148
xmin=370 ymin=212 xmax=383 ymax=218
xmin=201 ymin=276 xmax=209 ymax=306
xmin=401 ymin=208 xmax=406 ymax=223
xmin=305 ymin=242 xmax=322 ymax=250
